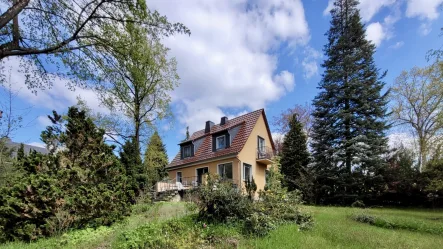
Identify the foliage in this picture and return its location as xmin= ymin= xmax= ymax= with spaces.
xmin=192 ymin=174 xmax=251 ymax=223
xmin=243 ymin=212 xmax=277 ymax=237
xmin=352 ymin=211 xmax=443 ymax=235
xmin=0 ymin=0 xmax=189 ymax=90
xmin=351 ymin=200 xmax=365 ymax=208
xmin=273 ymin=102 xmax=313 ymax=138
xmin=95 ymin=21 xmax=179 ymax=148
xmin=113 ymin=217 xmax=204 ymax=249
xmin=311 ymin=0 xmax=389 ymax=205
xmin=425 ymin=159 xmax=443 ymax=194
xmin=280 ymin=114 xmax=313 ymax=203
xmin=390 ymin=63 xmax=443 ymax=171
xmin=0 ymin=107 xmax=132 ymax=242
xmin=245 ymin=176 xmax=257 ymax=200
xmin=144 ymin=131 xmax=169 ymax=187
xmin=120 ymin=138 xmax=144 ymax=203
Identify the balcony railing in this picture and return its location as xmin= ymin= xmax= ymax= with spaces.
xmin=257 ymin=146 xmax=274 ymax=164
xmin=155 ymin=176 xmax=242 ymax=193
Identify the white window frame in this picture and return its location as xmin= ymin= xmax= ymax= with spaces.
xmin=216 ymin=135 xmax=226 ymax=150
xmin=258 ymin=136 xmax=265 ymax=153
xmin=243 ymin=163 xmax=252 ymax=181
xmin=183 ymin=145 xmax=192 ymax=158
xmin=217 ymin=162 xmax=233 ymax=180
xmin=176 ymin=171 xmax=182 ymax=183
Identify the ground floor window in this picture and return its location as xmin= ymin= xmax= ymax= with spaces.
xmin=243 ymin=163 xmax=252 ymax=181
xmin=218 ymin=163 xmax=233 ymax=179
xmin=176 ymin=172 xmax=182 ymax=183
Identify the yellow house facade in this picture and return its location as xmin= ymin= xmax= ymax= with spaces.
xmin=167 ymin=109 xmax=275 ymax=191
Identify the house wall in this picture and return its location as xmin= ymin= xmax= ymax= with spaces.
xmin=237 ymin=113 xmax=273 ymax=192
xmin=167 ymin=157 xmax=241 ymax=186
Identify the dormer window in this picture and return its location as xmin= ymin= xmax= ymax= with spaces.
xmin=216 ymin=135 xmax=226 ymax=150
xmin=183 ymin=145 xmax=192 ymax=158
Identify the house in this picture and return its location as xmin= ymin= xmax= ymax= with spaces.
xmin=166 ymin=109 xmax=275 ymax=192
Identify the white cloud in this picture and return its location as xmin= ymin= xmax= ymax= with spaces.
xmin=1 ymin=57 xmax=108 ymax=114
xmin=37 ymin=115 xmax=52 ymax=128
xmin=148 ymin=0 xmax=310 ymax=133
xmin=359 ymin=0 xmax=397 ymax=22
xmin=389 ymin=41 xmax=405 ymax=49
xmin=28 ymin=142 xmax=46 ymax=148
xmin=301 ymin=46 xmax=322 ymax=79
xmin=419 ymin=22 xmax=433 ymax=35
xmin=406 ymin=0 xmax=443 ymax=20
xmin=366 ymin=22 xmax=386 ymax=46
xmin=388 ymin=132 xmax=416 ymax=151
xmin=324 ymin=0 xmax=334 ymax=16
xmin=274 ymin=71 xmax=295 ymax=92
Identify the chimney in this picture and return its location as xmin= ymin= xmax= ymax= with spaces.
xmin=205 ymin=121 xmax=215 ymax=133
xmin=220 ymin=116 xmax=228 ymax=125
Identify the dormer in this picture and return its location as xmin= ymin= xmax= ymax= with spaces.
xmin=180 ymin=141 xmax=194 ymax=159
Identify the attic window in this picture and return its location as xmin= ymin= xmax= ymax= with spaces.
xmin=216 ymin=136 xmax=226 ymax=150
xmin=183 ymin=145 xmax=192 ymax=158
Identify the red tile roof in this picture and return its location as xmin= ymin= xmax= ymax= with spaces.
xmin=167 ymin=109 xmax=273 ymax=169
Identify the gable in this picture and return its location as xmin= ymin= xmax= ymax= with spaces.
xmin=168 ymin=109 xmax=266 ymax=169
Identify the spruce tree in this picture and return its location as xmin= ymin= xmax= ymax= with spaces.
xmin=144 ymin=131 xmax=169 ymax=187
xmin=120 ymin=138 xmax=145 ymax=201
xmin=280 ymin=114 xmax=312 ymax=202
xmin=311 ymin=0 xmax=389 ymax=204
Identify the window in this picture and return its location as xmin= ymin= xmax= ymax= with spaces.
xmin=183 ymin=145 xmax=191 ymax=158
xmin=243 ymin=163 xmax=252 ymax=181
xmin=218 ymin=163 xmax=233 ymax=179
xmin=176 ymin=172 xmax=182 ymax=183
xmin=216 ymin=135 xmax=226 ymax=150
xmin=258 ymin=136 xmax=265 ymax=151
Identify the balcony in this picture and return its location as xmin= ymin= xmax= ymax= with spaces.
xmin=256 ymin=146 xmax=274 ymax=164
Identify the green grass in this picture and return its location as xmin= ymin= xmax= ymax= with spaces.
xmin=240 ymin=206 xmax=443 ymax=249
xmin=0 ymin=202 xmax=190 ymax=249
xmin=1 ymin=204 xmax=442 ymax=249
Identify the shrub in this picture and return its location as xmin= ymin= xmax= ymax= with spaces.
xmin=352 ymin=213 xmax=376 ymax=225
xmin=192 ymin=174 xmax=252 ymax=223
xmin=243 ymin=212 xmax=276 ymax=237
xmin=351 ymin=200 xmax=366 ymax=208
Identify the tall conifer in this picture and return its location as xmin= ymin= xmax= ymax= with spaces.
xmin=311 ymin=0 xmax=389 ymax=204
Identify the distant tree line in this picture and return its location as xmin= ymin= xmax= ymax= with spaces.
xmin=277 ymin=0 xmax=443 ymax=208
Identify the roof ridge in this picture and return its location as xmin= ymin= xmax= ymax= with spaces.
xmin=188 ymin=109 xmax=264 ymax=137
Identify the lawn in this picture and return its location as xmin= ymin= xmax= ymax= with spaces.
xmin=241 ymin=206 xmax=443 ymax=249
xmin=1 ymin=203 xmax=442 ymax=249
xmin=0 ymin=202 xmax=190 ymax=249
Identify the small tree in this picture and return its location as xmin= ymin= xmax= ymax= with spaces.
xmin=280 ymin=114 xmax=313 ymax=202
xmin=120 ymin=138 xmax=144 ymax=202
xmin=144 ymin=131 xmax=168 ymax=187
xmin=245 ymin=176 xmax=257 ymax=200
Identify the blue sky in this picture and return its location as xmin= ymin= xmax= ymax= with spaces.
xmin=1 ymin=0 xmax=442 ymax=161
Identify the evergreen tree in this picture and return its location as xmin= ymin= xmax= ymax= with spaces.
xmin=311 ymin=0 xmax=389 ymax=204
xmin=144 ymin=131 xmax=169 ymax=187
xmin=16 ymin=143 xmax=25 ymax=161
xmin=280 ymin=114 xmax=313 ymax=202
xmin=120 ymin=138 xmax=145 ymax=202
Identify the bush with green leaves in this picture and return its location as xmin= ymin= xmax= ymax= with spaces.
xmin=190 ymin=171 xmax=314 ymax=237
xmin=192 ymin=174 xmax=252 ymax=223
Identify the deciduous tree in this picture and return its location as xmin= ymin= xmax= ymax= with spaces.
xmin=0 ymin=0 xmax=189 ymax=89
xmin=390 ymin=63 xmax=443 ymax=171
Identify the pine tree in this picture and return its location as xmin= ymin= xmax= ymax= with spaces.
xmin=120 ymin=137 xmax=145 ymax=202
xmin=144 ymin=131 xmax=169 ymax=187
xmin=311 ymin=0 xmax=389 ymax=204
xmin=280 ymin=114 xmax=313 ymax=202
